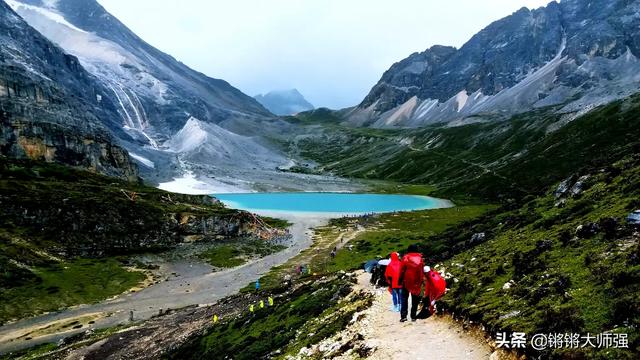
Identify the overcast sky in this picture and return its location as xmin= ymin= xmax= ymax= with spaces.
xmin=98 ymin=0 xmax=552 ymax=109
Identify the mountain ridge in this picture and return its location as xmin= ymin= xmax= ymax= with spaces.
xmin=347 ymin=0 xmax=640 ymax=128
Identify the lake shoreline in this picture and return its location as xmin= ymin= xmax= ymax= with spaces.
xmin=214 ymin=192 xmax=454 ymax=216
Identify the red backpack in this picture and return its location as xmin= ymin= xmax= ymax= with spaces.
xmin=401 ymin=253 xmax=424 ymax=295
xmin=425 ymin=270 xmax=447 ymax=301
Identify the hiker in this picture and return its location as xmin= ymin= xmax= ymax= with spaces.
xmin=399 ymin=244 xmax=425 ymax=322
xmin=384 ymin=252 xmax=402 ymax=312
xmin=369 ymin=260 xmax=388 ymax=287
xmin=330 ymin=249 xmax=336 ymax=258
xmin=418 ymin=266 xmax=447 ymax=318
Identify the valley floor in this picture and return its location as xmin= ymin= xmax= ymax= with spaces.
xmin=0 ymin=214 xmax=330 ymax=355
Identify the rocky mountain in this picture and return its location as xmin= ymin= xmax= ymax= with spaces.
xmin=254 ymin=89 xmax=314 ymax=116
xmin=0 ymin=0 xmax=137 ymax=180
xmin=348 ymin=0 xmax=640 ymax=128
xmin=6 ymin=0 xmax=292 ymax=188
xmin=164 ymin=117 xmax=286 ymax=169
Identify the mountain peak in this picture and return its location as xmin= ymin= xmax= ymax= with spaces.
xmin=254 ymin=89 xmax=314 ymax=116
xmin=348 ymin=0 xmax=640 ymax=128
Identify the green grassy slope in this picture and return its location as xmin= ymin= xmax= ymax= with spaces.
xmin=294 ymin=95 xmax=640 ymax=201
xmin=171 ymin=276 xmax=372 ymax=360
xmin=431 ymin=156 xmax=640 ymax=359
xmin=0 ymin=257 xmax=144 ymax=323
xmin=326 ymin=205 xmax=496 ymax=272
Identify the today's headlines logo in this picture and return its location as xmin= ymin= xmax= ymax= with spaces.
xmin=495 ymin=332 xmax=629 ymax=351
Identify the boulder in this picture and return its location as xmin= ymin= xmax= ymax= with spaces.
xmin=554 ymin=175 xmax=577 ymax=198
xmin=576 ymin=223 xmax=599 ymax=239
xmin=598 ymin=217 xmax=619 ymax=239
xmin=627 ymin=210 xmax=640 ymax=225
xmin=470 ymin=232 xmax=486 ymax=244
xmin=569 ymin=175 xmax=590 ymax=197
xmin=554 ymin=198 xmax=567 ymax=208
xmin=502 ymin=280 xmax=516 ymax=290
xmin=535 ymin=239 xmax=554 ymax=253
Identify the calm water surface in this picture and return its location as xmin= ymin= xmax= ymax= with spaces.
xmin=213 ymin=192 xmax=450 ymax=214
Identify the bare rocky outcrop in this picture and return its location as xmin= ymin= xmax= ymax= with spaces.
xmin=0 ymin=1 xmax=138 ymax=180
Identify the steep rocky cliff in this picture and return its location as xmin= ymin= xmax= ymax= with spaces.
xmin=0 ymin=0 xmax=137 ymax=180
xmin=349 ymin=0 xmax=640 ymax=127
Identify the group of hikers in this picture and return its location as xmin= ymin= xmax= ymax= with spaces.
xmin=375 ymin=244 xmax=446 ymax=322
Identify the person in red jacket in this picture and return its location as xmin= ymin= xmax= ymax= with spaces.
xmin=399 ymin=244 xmax=425 ymax=322
xmin=384 ymin=252 xmax=403 ymax=312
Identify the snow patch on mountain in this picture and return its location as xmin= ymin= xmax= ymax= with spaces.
xmin=382 ymin=96 xmax=418 ymax=126
xmin=9 ymin=0 xmax=170 ymax=148
xmin=454 ymin=91 xmax=469 ymax=112
xmin=6 ymin=0 xmax=85 ymax=33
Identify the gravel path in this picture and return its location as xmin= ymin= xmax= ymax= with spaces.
xmin=318 ymin=272 xmax=496 ymax=360
xmin=359 ymin=272 xmax=495 ymax=360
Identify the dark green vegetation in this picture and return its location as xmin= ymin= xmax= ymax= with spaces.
xmin=434 ymin=156 xmax=640 ymax=359
xmin=0 ymin=157 xmax=243 ymax=258
xmin=0 ymin=157 xmax=270 ymax=323
xmin=327 ymin=205 xmax=495 ymax=272
xmin=199 ymin=241 xmax=286 ymax=268
xmin=172 ymin=275 xmax=372 ymax=360
xmin=294 ymin=95 xmax=640 ymax=202
xmin=260 ymin=216 xmax=291 ymax=229
xmin=0 ymin=258 xmax=144 ymax=324
xmin=283 ymin=107 xmax=344 ymax=125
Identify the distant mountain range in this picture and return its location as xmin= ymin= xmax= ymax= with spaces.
xmin=347 ymin=0 xmax=640 ymax=127
xmin=254 ymin=89 xmax=314 ymax=116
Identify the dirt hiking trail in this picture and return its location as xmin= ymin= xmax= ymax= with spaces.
xmin=347 ymin=272 xmax=505 ymax=359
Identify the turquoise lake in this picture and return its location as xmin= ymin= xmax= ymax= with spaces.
xmin=212 ymin=193 xmax=450 ymax=214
